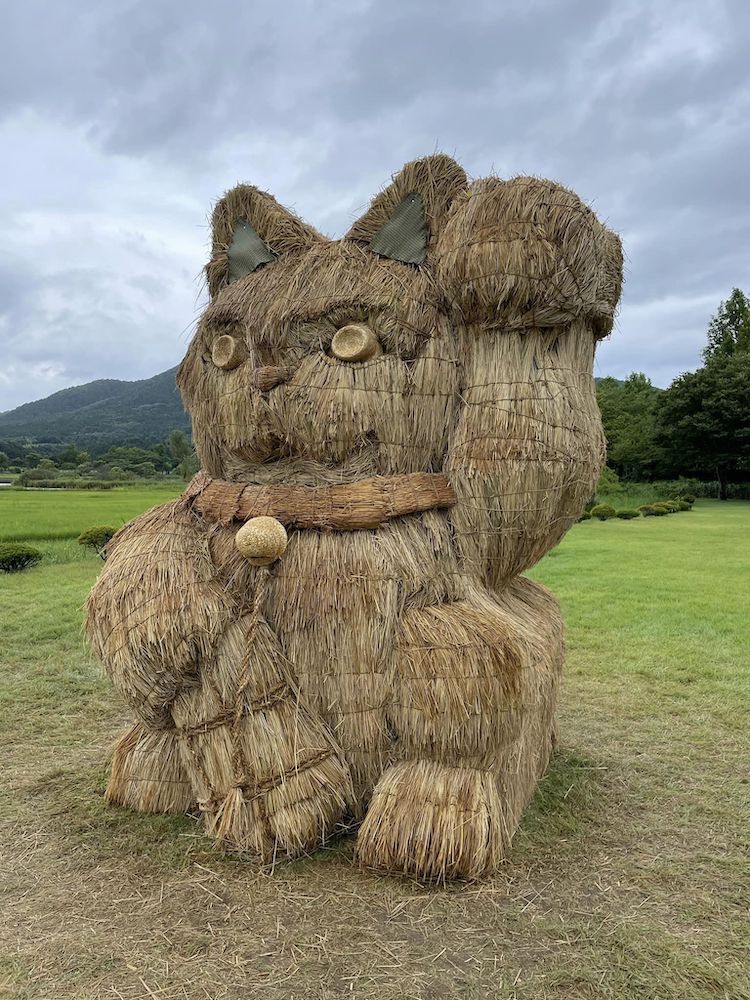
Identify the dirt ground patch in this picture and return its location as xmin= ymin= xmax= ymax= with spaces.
xmin=2 ymin=503 xmax=749 ymax=998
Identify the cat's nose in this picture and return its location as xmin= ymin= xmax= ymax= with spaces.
xmin=330 ymin=324 xmax=381 ymax=362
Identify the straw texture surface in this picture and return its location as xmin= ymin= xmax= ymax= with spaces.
xmin=86 ymin=154 xmax=622 ymax=880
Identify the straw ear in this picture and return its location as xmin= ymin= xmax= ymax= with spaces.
xmin=346 ymin=154 xmax=468 ymax=263
xmin=207 ymin=184 xmax=325 ymax=298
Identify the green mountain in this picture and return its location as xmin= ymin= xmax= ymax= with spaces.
xmin=0 ymin=368 xmax=191 ymax=455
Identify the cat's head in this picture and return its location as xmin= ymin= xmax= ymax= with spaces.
xmin=178 ymin=154 xmax=621 ymax=486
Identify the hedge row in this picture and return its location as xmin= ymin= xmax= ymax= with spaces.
xmin=580 ymin=498 xmax=695 ymax=522
xmin=11 ymin=479 xmax=129 ymax=490
xmin=606 ymin=479 xmax=750 ymax=501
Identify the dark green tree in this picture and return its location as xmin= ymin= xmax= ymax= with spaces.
xmin=703 ymin=288 xmax=750 ymax=361
xmin=150 ymin=442 xmax=170 ymax=472
xmin=596 ymin=373 xmax=662 ymax=480
xmin=57 ymin=442 xmax=90 ymax=468
xmin=168 ymin=429 xmax=199 ymax=480
xmin=0 ymin=440 xmax=25 ymax=462
xmin=656 ymin=352 xmax=750 ymax=499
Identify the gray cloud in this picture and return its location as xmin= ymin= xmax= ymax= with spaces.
xmin=1 ymin=0 xmax=749 ymax=410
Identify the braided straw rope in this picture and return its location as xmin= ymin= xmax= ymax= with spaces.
xmin=183 ymin=470 xmax=457 ymax=531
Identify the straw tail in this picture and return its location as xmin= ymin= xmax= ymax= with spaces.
xmin=170 ymin=572 xmax=353 ymax=860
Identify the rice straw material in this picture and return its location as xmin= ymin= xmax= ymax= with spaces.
xmin=86 ymin=154 xmax=622 ymax=879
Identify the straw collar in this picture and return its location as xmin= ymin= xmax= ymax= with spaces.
xmin=182 ymin=470 xmax=456 ymax=532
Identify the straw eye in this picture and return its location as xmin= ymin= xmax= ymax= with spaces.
xmin=330 ymin=324 xmax=381 ymax=362
xmin=211 ymin=334 xmax=247 ymax=370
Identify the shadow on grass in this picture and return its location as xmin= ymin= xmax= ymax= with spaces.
xmin=515 ymin=748 xmax=610 ymax=850
xmin=20 ymin=761 xmax=359 ymax=876
xmin=21 ymin=764 xmax=203 ymax=870
xmin=18 ymin=748 xmax=611 ymax=877
xmin=281 ymin=832 xmax=357 ymax=873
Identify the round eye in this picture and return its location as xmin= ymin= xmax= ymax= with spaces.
xmin=211 ymin=335 xmax=246 ymax=370
xmin=330 ymin=324 xmax=381 ymax=362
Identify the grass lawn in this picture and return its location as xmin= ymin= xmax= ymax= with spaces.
xmin=0 ymin=496 xmax=748 ymax=999
xmin=0 ymin=485 xmax=182 ymax=542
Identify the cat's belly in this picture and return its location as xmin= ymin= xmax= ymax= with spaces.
xmin=211 ymin=510 xmax=564 ymax=816
xmin=263 ymin=511 xmax=459 ymax=807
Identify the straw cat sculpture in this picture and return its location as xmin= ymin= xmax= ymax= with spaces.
xmin=86 ymin=155 xmax=622 ymax=880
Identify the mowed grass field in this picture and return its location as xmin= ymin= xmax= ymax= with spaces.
xmin=0 ymin=485 xmax=182 ymax=542
xmin=1 ymin=491 xmax=748 ymax=999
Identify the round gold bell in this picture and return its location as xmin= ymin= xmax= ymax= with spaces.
xmin=330 ymin=324 xmax=381 ymax=362
xmin=235 ymin=517 xmax=288 ymax=566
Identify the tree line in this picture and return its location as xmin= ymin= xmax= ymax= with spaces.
xmin=0 ymin=430 xmax=198 ymax=483
xmin=597 ymin=288 xmax=750 ymax=499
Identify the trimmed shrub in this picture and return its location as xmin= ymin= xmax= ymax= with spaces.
xmin=596 ymin=466 xmax=624 ymax=496
xmin=78 ymin=525 xmax=117 ymax=554
xmin=616 ymin=509 xmax=640 ymax=520
xmin=656 ymin=500 xmax=680 ymax=513
xmin=682 ymin=495 xmax=696 ymax=505
xmin=578 ymin=510 xmax=592 ymax=521
xmin=650 ymin=505 xmax=668 ymax=516
xmin=676 ymin=500 xmax=693 ymax=511
xmin=0 ymin=543 xmax=42 ymax=572
xmin=590 ymin=503 xmax=617 ymax=521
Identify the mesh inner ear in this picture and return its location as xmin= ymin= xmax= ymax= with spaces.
xmin=368 ymin=193 xmax=427 ymax=265
xmin=227 ymin=219 xmax=276 ymax=283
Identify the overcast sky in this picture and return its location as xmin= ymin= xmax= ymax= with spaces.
xmin=1 ymin=0 xmax=748 ymax=411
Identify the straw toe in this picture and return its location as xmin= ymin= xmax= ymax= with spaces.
xmin=356 ymin=760 xmax=509 ymax=882
xmin=106 ymin=722 xmax=196 ymax=815
xmin=208 ymin=750 xmax=352 ymax=862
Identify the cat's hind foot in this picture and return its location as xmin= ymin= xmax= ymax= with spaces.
xmin=106 ymin=722 xmax=196 ymax=815
xmin=356 ymin=759 xmax=509 ymax=881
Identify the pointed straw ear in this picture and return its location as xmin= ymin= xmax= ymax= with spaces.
xmin=345 ymin=154 xmax=468 ymax=264
xmin=206 ymin=184 xmax=325 ymax=298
